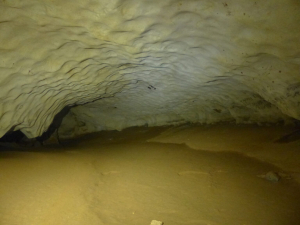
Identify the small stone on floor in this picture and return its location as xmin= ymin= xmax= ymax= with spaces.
xmin=150 ymin=220 xmax=164 ymax=225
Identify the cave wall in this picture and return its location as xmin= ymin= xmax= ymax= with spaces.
xmin=0 ymin=0 xmax=300 ymax=139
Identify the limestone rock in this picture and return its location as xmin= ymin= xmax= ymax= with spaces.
xmin=0 ymin=0 xmax=300 ymax=139
xmin=150 ymin=220 xmax=164 ymax=225
xmin=258 ymin=171 xmax=281 ymax=183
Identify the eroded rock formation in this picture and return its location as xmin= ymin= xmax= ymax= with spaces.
xmin=0 ymin=0 xmax=300 ymax=139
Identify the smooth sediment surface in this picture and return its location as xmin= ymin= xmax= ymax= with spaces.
xmin=1 ymin=124 xmax=300 ymax=225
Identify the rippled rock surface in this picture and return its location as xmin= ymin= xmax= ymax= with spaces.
xmin=0 ymin=0 xmax=300 ymax=139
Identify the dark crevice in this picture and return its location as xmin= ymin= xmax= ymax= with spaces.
xmin=36 ymin=106 xmax=71 ymax=145
xmin=0 ymin=130 xmax=25 ymax=143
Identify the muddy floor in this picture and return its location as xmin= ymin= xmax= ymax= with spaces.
xmin=0 ymin=124 xmax=300 ymax=225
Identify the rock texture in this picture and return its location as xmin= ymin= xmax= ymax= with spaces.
xmin=0 ymin=0 xmax=300 ymax=139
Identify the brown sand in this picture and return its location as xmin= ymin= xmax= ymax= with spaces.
xmin=0 ymin=124 xmax=300 ymax=225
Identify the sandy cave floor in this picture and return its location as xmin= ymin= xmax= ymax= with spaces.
xmin=0 ymin=124 xmax=300 ymax=225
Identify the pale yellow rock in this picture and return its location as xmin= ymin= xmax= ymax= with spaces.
xmin=150 ymin=220 xmax=164 ymax=225
xmin=0 ymin=0 xmax=300 ymax=139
